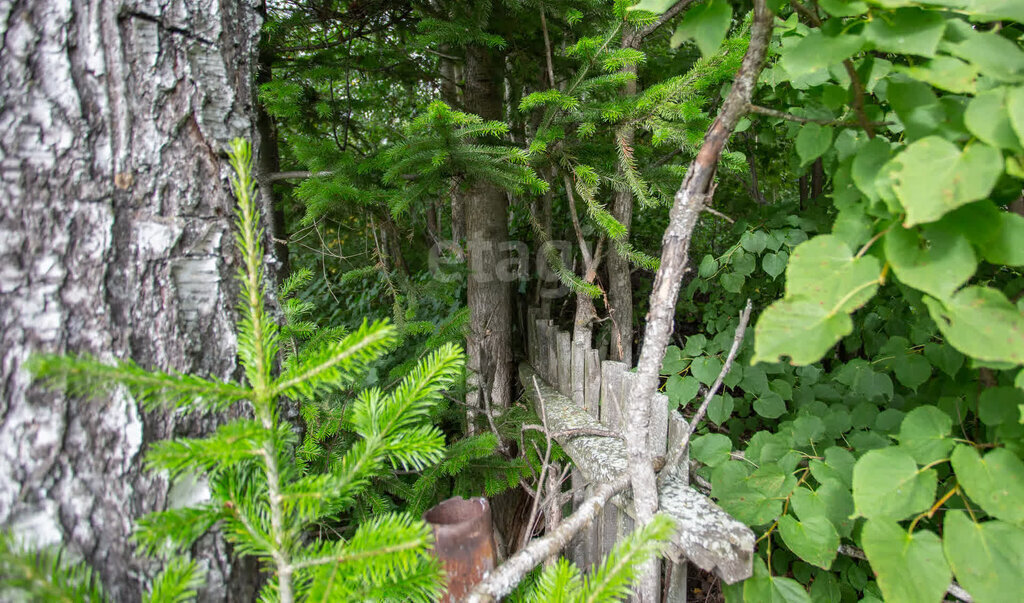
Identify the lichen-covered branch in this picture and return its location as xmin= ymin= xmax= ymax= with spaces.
xmin=627 ymin=3 xmax=774 ymax=599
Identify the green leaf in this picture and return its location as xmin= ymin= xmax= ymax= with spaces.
xmin=861 ymin=519 xmax=951 ymax=603
xmin=923 ymin=343 xmax=964 ymax=377
xmin=796 ymin=123 xmax=833 ymax=166
xmin=898 ymin=406 xmax=953 ymax=465
xmin=923 ymin=286 xmax=1024 ymax=365
xmin=817 ymin=479 xmax=856 ymax=537
xmin=670 ymin=0 xmax=732 ymax=56
xmin=683 ymin=334 xmax=707 ymax=356
xmin=712 ymin=461 xmax=781 ymax=525
xmin=691 ymin=356 xmax=723 ymax=386
xmin=951 ymin=445 xmax=1024 ymax=525
xmin=743 ymin=557 xmax=812 ymax=602
xmin=662 ymin=345 xmax=689 ymax=374
xmin=979 ymin=387 xmax=1024 ymax=426
xmin=965 ymin=87 xmax=1023 ymax=151
xmin=976 ymin=211 xmax=1024 ymax=266
xmin=852 ymin=447 xmax=937 ymax=520
xmin=762 ymin=251 xmax=788 ymax=279
xmin=780 ymin=30 xmax=863 ymax=78
xmin=965 ymin=0 xmax=1024 ymax=22
xmin=698 ymin=254 xmax=718 ymax=278
xmin=708 ymin=394 xmax=734 ymax=425
xmin=691 ymin=434 xmax=733 ymax=467
xmin=666 ymin=375 xmax=701 ymax=407
xmin=817 ymin=0 xmax=868 ymax=16
xmin=899 ymin=56 xmax=979 ymax=94
xmin=1009 ymin=87 xmax=1024 ymax=146
xmin=778 ymin=515 xmax=840 ymax=569
xmin=748 ymin=463 xmax=798 ymax=499
xmin=754 ymin=391 xmax=787 ymax=419
xmin=792 ymin=414 xmax=826 ymax=446
xmin=864 ymin=8 xmax=945 ymax=57
xmin=785 ymin=236 xmax=881 ymax=313
xmin=627 ymin=0 xmax=677 ymax=12
xmin=721 ymin=271 xmax=745 ymax=293
xmin=945 ymin=24 xmax=1024 ymax=83
xmin=753 ymin=299 xmax=854 ymax=365
xmin=886 ymin=79 xmax=944 ymax=141
xmin=942 ymin=510 xmax=1024 ymax=603
xmin=884 ymin=224 xmax=976 ymax=300
xmin=890 ymin=137 xmax=1002 ymax=226
xmin=741 ymin=230 xmax=769 ymax=254
xmin=892 ymin=354 xmax=932 ymax=391
xmin=851 ymin=137 xmax=893 ymax=202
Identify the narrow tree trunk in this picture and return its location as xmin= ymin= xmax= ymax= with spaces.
xmin=811 ymin=158 xmax=824 ymax=199
xmin=0 ymin=1 xmax=261 ymax=600
xmin=608 ymin=63 xmax=638 ymax=366
xmin=256 ymin=1 xmax=289 ymax=282
xmin=463 ymin=44 xmax=513 ymax=423
xmin=440 ymin=53 xmax=466 ymax=245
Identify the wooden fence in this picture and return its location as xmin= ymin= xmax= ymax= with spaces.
xmin=522 ymin=308 xmax=755 ymax=601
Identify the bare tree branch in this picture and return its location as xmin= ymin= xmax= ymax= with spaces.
xmin=747 ymin=104 xmax=891 ymax=128
xmin=626 ymin=3 xmax=775 ymax=599
xmin=465 ymin=456 xmax=667 ymax=602
xmin=260 ymin=170 xmax=333 ymax=183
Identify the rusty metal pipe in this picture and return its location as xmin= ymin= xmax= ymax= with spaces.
xmin=424 ymin=496 xmax=496 ymax=602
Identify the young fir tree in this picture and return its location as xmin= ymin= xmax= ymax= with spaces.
xmin=26 ymin=139 xmax=461 ymax=602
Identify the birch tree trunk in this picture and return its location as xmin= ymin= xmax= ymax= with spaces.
xmin=0 ymin=0 xmax=262 ymax=600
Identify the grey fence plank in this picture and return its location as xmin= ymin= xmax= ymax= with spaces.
xmin=537 ymin=320 xmax=550 ymax=383
xmin=650 ymin=392 xmax=669 ymax=456
xmin=527 ymin=308 xmax=538 ymax=367
xmin=584 ymin=349 xmax=601 ymax=421
xmin=556 ymin=330 xmax=572 ymax=396
xmin=546 ymin=322 xmax=558 ymax=385
xmin=570 ymin=331 xmax=586 ymax=408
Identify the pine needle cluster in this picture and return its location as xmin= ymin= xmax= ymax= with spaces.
xmin=27 ymin=140 xmax=465 ymax=602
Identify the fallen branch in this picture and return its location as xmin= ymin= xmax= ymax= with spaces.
xmin=466 ymin=456 xmax=667 ymax=602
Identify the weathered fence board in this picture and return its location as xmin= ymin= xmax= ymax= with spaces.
xmin=518 ymin=355 xmax=754 ymax=586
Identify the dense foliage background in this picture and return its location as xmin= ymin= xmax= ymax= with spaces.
xmin=4 ymin=0 xmax=1024 ymax=601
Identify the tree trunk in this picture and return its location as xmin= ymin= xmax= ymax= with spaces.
xmin=256 ymin=0 xmax=288 ymax=282
xmin=607 ymin=54 xmax=638 ymax=366
xmin=463 ymin=44 xmax=513 ymax=424
xmin=439 ymin=52 xmax=465 ymax=245
xmin=0 ymin=1 xmax=262 ymax=600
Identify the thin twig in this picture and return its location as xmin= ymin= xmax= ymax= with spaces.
xmin=664 ymin=300 xmax=752 ymax=475
xmin=259 ymin=170 xmax=333 ymax=183
xmin=702 ymin=206 xmax=735 ymax=223
xmin=521 ymin=376 xmax=555 ymax=551
xmin=539 ymin=3 xmax=556 ymax=88
xmin=789 ymin=1 xmax=875 ymax=138
xmin=466 ymin=455 xmax=667 ymax=603
xmin=747 ymin=104 xmax=890 ymax=128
